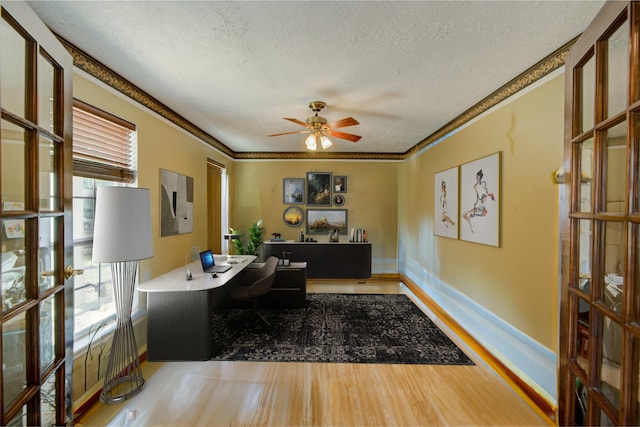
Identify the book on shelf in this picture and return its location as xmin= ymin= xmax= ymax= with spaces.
xmin=349 ymin=228 xmax=368 ymax=243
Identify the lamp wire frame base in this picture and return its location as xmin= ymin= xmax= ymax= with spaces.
xmin=101 ymin=261 xmax=145 ymax=404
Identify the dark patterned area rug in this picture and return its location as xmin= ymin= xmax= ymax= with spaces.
xmin=211 ymin=293 xmax=474 ymax=365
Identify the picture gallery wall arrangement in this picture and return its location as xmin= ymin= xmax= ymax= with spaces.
xmin=281 ymin=172 xmax=366 ymax=241
xmin=434 ymin=152 xmax=501 ymax=247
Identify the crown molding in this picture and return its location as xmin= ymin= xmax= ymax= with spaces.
xmin=56 ymin=34 xmax=576 ymax=162
xmin=233 ymin=151 xmax=405 ymax=161
xmin=406 ymin=36 xmax=576 ymax=158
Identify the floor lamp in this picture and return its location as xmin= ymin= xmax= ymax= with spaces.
xmin=93 ymin=187 xmax=153 ymax=403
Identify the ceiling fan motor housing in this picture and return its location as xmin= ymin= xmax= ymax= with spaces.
xmin=306 ymin=115 xmax=327 ymax=128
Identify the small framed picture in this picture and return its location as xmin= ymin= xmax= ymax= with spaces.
xmin=334 ymin=176 xmax=347 ymax=193
xmin=283 ymin=178 xmax=304 ymax=204
xmin=283 ymin=206 xmax=304 ymax=227
xmin=333 ymin=194 xmax=345 ymax=206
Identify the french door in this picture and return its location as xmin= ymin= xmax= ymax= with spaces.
xmin=560 ymin=1 xmax=640 ymax=425
xmin=0 ymin=2 xmax=74 ymax=425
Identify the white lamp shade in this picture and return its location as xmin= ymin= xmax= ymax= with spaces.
xmin=92 ymin=187 xmax=153 ymax=263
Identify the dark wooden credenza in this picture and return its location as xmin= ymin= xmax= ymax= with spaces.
xmin=263 ymin=241 xmax=371 ymax=280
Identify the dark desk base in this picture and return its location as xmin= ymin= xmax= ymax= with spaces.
xmin=147 ymin=263 xmax=307 ymax=361
xmin=259 ymin=262 xmax=307 ymax=308
xmin=146 ymin=280 xmax=236 ymax=361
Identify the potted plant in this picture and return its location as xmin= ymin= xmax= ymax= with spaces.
xmin=229 ymin=219 xmax=264 ymax=257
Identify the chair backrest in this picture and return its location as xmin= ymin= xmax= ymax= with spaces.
xmin=245 ymin=256 xmax=279 ymax=299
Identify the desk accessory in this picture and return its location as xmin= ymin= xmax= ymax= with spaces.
xmin=186 ymin=268 xmax=192 ymax=280
xmin=93 ymin=187 xmax=153 ymax=403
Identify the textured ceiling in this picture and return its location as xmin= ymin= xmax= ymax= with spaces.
xmin=26 ymin=1 xmax=605 ymax=156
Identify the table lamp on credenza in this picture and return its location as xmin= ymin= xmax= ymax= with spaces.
xmin=92 ymin=186 xmax=153 ymax=403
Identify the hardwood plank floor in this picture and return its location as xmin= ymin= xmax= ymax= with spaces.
xmin=75 ymin=280 xmax=549 ymax=426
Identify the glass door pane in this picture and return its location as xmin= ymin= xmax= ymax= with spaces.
xmin=38 ymin=217 xmax=57 ymax=294
xmin=0 ymin=18 xmax=27 ymax=117
xmin=580 ymin=55 xmax=596 ymax=134
xmin=604 ymin=121 xmax=627 ymax=213
xmin=600 ymin=315 xmax=622 ymax=410
xmin=1 ymin=120 xmax=27 ymax=209
xmin=2 ymin=312 xmax=27 ymax=409
xmin=37 ymin=53 xmax=56 ymax=132
xmin=580 ymin=138 xmax=595 ymax=211
xmin=39 ymin=296 xmax=56 ymax=371
xmin=606 ymin=21 xmax=629 ymax=119
xmin=603 ymin=221 xmax=625 ymax=313
xmin=38 ymin=136 xmax=59 ymax=211
xmin=2 ymin=218 xmax=27 ymax=311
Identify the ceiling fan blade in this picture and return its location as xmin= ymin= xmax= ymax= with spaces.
xmin=283 ymin=117 xmax=308 ymax=127
xmin=328 ymin=117 xmax=359 ymax=129
xmin=327 ymin=130 xmax=362 ymax=143
xmin=268 ymin=130 xmax=309 ymax=137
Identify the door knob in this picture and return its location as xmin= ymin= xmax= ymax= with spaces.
xmin=64 ymin=265 xmax=84 ymax=280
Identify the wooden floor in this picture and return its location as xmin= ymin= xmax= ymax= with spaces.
xmin=75 ymin=280 xmax=549 ymax=426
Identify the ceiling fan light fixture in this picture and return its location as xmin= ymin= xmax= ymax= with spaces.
xmin=320 ymin=136 xmax=332 ymax=149
xmin=305 ymin=134 xmax=317 ymax=150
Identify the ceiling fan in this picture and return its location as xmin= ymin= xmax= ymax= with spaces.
xmin=268 ymin=101 xmax=362 ymax=150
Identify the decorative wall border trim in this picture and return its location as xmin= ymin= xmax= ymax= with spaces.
xmin=406 ymin=37 xmax=577 ymax=158
xmin=57 ymin=34 xmax=576 ymax=161
xmin=57 ymin=36 xmax=235 ymax=158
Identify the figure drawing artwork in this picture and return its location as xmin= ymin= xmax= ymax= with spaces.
xmin=434 ymin=166 xmax=458 ymax=239
xmin=460 ymin=152 xmax=500 ymax=246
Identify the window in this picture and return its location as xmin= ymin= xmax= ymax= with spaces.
xmin=72 ymin=100 xmax=137 ymax=342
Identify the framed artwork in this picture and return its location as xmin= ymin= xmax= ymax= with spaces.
xmin=334 ymin=176 xmax=347 ymax=193
xmin=283 ymin=206 xmax=304 ymax=227
xmin=283 ymin=178 xmax=304 ymax=204
xmin=460 ymin=152 xmax=501 ymax=247
xmin=333 ymin=194 xmax=345 ymax=206
xmin=160 ymin=169 xmax=194 ymax=237
xmin=434 ymin=166 xmax=459 ymax=239
xmin=306 ymin=209 xmax=348 ymax=235
xmin=306 ymin=172 xmax=332 ymax=206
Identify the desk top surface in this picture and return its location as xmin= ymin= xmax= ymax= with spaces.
xmin=138 ymin=255 xmax=256 ymax=293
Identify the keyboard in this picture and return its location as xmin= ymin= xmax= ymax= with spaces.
xmin=209 ymin=265 xmax=232 ymax=273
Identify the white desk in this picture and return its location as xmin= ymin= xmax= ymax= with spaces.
xmin=139 ymin=255 xmax=256 ymax=361
xmin=138 ymin=255 xmax=256 ymax=293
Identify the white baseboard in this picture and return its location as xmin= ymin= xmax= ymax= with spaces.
xmin=401 ymin=258 xmax=557 ymax=405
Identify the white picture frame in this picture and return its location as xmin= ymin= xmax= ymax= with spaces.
xmin=434 ymin=166 xmax=459 ymax=239
xmin=460 ymin=152 xmax=501 ymax=247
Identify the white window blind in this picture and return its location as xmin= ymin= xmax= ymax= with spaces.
xmin=73 ymin=99 xmax=137 ymax=183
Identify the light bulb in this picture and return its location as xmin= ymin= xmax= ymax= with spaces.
xmin=320 ymin=136 xmax=332 ymax=149
xmin=305 ymin=134 xmax=317 ymax=150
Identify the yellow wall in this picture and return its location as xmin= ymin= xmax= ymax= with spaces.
xmin=398 ymin=73 xmax=564 ymax=351
xmin=73 ymin=73 xmax=234 ymax=280
xmin=75 ymin=68 xmax=563 ymax=353
xmin=232 ymin=161 xmax=398 ymax=270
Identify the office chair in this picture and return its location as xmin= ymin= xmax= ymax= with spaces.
xmin=230 ymin=256 xmax=279 ymax=327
